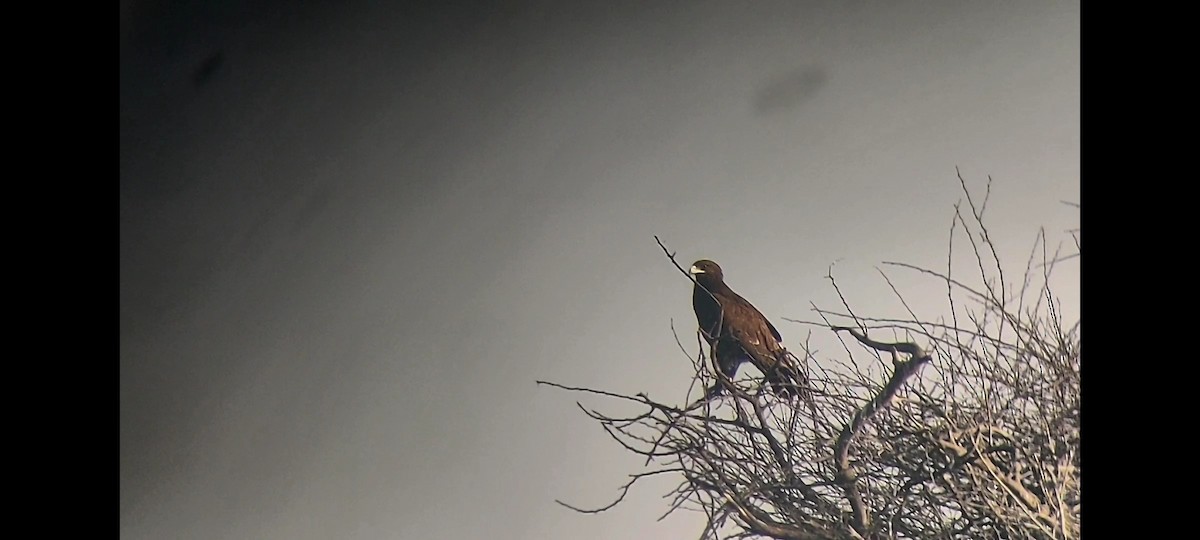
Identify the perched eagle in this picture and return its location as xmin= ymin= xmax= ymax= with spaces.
xmin=690 ymin=259 xmax=804 ymax=400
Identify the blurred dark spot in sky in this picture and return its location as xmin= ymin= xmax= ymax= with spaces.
xmin=192 ymin=50 xmax=225 ymax=87
xmin=291 ymin=180 xmax=336 ymax=235
xmin=753 ymin=66 xmax=829 ymax=115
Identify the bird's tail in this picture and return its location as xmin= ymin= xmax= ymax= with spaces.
xmin=767 ymin=352 xmax=821 ymax=435
xmin=765 ymin=352 xmax=811 ymax=402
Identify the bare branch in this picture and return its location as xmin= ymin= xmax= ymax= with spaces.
xmin=542 ymin=174 xmax=1078 ymax=540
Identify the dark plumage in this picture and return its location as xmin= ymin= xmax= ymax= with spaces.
xmin=690 ymin=259 xmax=804 ymax=399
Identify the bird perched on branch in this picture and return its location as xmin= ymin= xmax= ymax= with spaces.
xmin=690 ymin=259 xmax=806 ymax=400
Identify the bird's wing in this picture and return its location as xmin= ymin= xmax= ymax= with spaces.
xmin=727 ymin=290 xmax=783 ymax=343
xmin=722 ymin=295 xmax=785 ymax=367
xmin=765 ymin=317 xmax=782 ymax=343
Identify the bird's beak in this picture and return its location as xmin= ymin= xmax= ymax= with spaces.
xmin=689 ymin=265 xmax=704 ymax=274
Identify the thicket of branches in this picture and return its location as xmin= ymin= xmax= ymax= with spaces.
xmin=539 ymin=175 xmax=1080 ymax=540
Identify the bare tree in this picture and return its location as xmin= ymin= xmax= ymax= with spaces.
xmin=539 ymin=173 xmax=1080 ymax=539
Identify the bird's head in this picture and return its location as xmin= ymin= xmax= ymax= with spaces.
xmin=689 ymin=259 xmax=725 ymax=287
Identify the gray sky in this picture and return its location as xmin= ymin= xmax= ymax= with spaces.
xmin=120 ymin=1 xmax=1079 ymax=538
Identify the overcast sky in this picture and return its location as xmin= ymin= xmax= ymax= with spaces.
xmin=120 ymin=1 xmax=1079 ymax=538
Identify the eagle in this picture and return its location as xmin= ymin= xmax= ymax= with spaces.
xmin=690 ymin=259 xmax=805 ymax=400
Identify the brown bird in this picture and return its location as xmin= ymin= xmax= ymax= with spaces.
xmin=690 ymin=259 xmax=805 ymax=399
